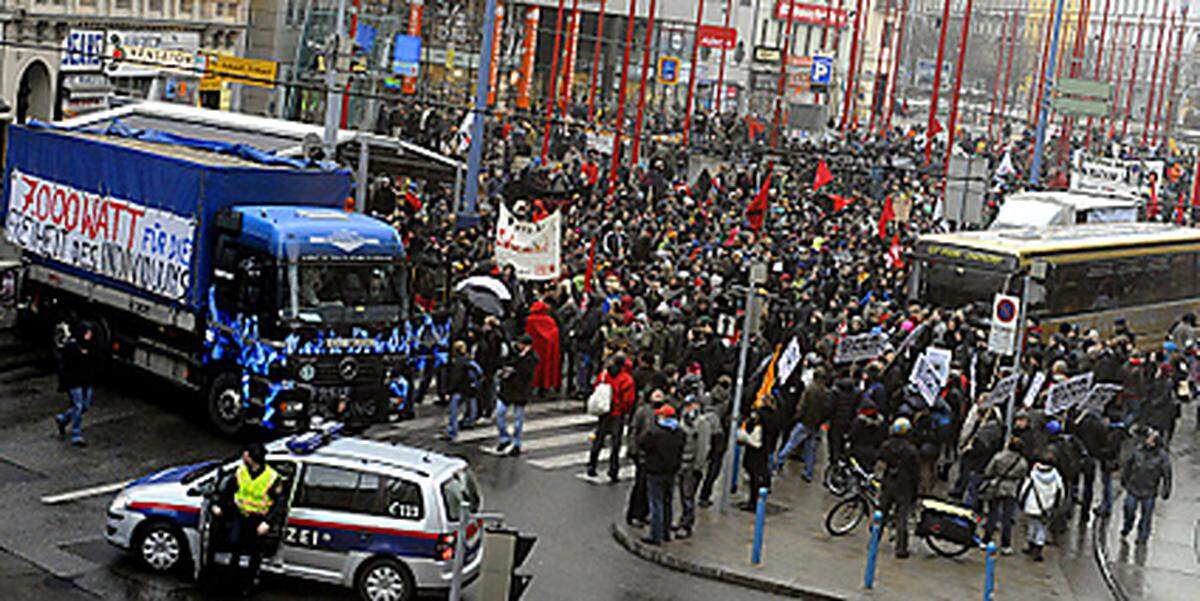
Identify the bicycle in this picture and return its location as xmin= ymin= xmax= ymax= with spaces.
xmin=822 ymin=455 xmax=860 ymax=497
xmin=824 ymin=459 xmax=883 ymax=536
xmin=915 ymin=498 xmax=984 ymax=558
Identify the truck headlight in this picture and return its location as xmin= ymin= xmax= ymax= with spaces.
xmin=298 ymin=363 xmax=316 ymax=382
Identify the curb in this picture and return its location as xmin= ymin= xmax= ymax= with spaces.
xmin=610 ymin=522 xmax=845 ymax=600
xmin=1091 ymin=518 xmax=1129 ymax=601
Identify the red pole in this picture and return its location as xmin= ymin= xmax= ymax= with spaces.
xmin=987 ymin=10 xmax=1009 ymax=140
xmin=997 ymin=10 xmax=1017 ymax=139
xmin=1059 ymin=0 xmax=1090 ymax=159
xmin=850 ymin=2 xmax=871 ymax=131
xmin=1121 ymin=13 xmax=1145 ymax=141
xmin=1110 ymin=19 xmax=1129 ymax=140
xmin=868 ymin=0 xmax=892 ymax=135
xmin=942 ymin=0 xmax=974 ymax=191
xmin=841 ymin=0 xmax=866 ymax=134
xmin=560 ymin=0 xmax=582 ymax=111
xmin=924 ymin=0 xmax=953 ymax=163
xmin=683 ymin=0 xmax=704 ymax=146
xmin=715 ymin=0 xmax=733 ymax=113
xmin=774 ymin=5 xmax=797 ymax=147
xmin=1085 ymin=0 xmax=1111 ymax=150
xmin=1151 ymin=11 xmax=1175 ymax=144
xmin=1163 ymin=7 xmax=1187 ymax=145
xmin=1141 ymin=3 xmax=1166 ymax=148
xmin=608 ymin=0 xmax=638 ymax=186
xmin=1030 ymin=8 xmax=1054 ymax=128
xmin=630 ymin=0 xmax=657 ymax=168
xmin=587 ymin=0 xmax=607 ymax=123
xmin=541 ymin=0 xmax=568 ymax=162
xmin=883 ymin=0 xmax=909 ymax=134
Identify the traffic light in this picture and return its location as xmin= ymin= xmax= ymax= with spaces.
xmin=478 ymin=528 xmax=537 ymax=600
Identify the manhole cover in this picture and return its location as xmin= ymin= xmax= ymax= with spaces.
xmin=0 ymin=457 xmax=43 ymax=484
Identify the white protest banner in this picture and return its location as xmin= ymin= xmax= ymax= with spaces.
xmin=984 ymin=373 xmax=1019 ymax=410
xmin=1080 ymin=383 xmax=1122 ymax=416
xmin=494 ymin=203 xmax=561 ymax=281
xmin=834 ymin=331 xmax=888 ymax=364
xmin=777 ymin=337 xmax=802 ymax=384
xmin=5 ymin=169 xmax=194 ymax=300
xmin=1045 ymin=372 xmax=1094 ymax=415
xmin=909 ymin=355 xmax=942 ymax=407
xmin=1023 ymin=372 xmax=1047 ymax=408
xmin=925 ymin=346 xmax=952 ymax=386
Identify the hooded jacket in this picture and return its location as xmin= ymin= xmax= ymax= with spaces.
xmin=525 ymin=301 xmax=562 ymax=389
xmin=639 ymin=417 xmax=685 ymax=476
xmin=1019 ymin=463 xmax=1063 ymax=517
xmin=1122 ymin=443 xmax=1172 ymax=499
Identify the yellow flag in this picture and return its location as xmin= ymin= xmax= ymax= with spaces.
xmin=753 ymin=345 xmax=782 ymax=409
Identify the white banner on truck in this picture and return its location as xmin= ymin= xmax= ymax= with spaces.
xmin=494 ymin=203 xmax=561 ymax=281
xmin=5 ymin=170 xmax=194 ymax=300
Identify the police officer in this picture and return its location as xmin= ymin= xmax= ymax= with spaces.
xmin=211 ymin=443 xmax=284 ymax=595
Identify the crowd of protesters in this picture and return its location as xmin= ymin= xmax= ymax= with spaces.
xmin=361 ymin=97 xmax=1194 ymax=561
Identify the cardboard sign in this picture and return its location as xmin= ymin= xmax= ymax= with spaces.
xmin=909 ymin=355 xmax=942 ymax=407
xmin=1023 ymin=372 xmax=1046 ymax=408
xmin=984 ymin=373 xmax=1020 ymax=410
xmin=1081 ymin=383 xmax=1122 ymax=415
xmin=834 ymin=331 xmax=887 ymax=364
xmin=1046 ymin=372 xmax=1094 ymax=415
xmin=924 ymin=347 xmax=952 ymax=386
xmin=777 ymin=337 xmax=802 ymax=385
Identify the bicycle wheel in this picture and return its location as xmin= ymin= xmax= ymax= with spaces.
xmin=925 ymin=535 xmax=972 ymax=558
xmin=823 ymin=463 xmax=851 ymax=497
xmin=825 ymin=496 xmax=869 ymax=536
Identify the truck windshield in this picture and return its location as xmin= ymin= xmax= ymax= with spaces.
xmin=286 ymin=261 xmax=404 ymax=323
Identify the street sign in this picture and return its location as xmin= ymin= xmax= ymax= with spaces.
xmin=988 ymin=293 xmax=1020 ymax=356
xmin=202 ymin=52 xmax=278 ymax=88
xmin=1056 ymin=77 xmax=1112 ymax=99
xmin=61 ymin=30 xmax=105 ymax=73
xmin=657 ymin=56 xmax=681 ymax=85
xmin=774 ymin=0 xmax=851 ymax=27
xmin=811 ymin=55 xmax=833 ymax=86
xmin=754 ymin=46 xmax=782 ymax=64
xmin=1051 ymin=96 xmax=1110 ymax=117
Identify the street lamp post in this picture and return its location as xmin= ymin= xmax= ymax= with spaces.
xmin=720 ymin=263 xmax=767 ymax=514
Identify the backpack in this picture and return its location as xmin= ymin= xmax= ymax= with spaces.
xmin=587 ymin=381 xmax=613 ymax=416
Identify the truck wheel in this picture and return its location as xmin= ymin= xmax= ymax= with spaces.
xmin=356 ymin=558 xmax=415 ymax=601
xmin=207 ymin=373 xmax=246 ymax=436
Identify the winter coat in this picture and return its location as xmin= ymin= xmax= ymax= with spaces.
xmin=498 ymin=349 xmax=538 ymax=406
xmin=1122 ymin=443 xmax=1172 ymax=499
xmin=982 ymin=449 xmax=1028 ymax=500
xmin=795 ymin=380 xmax=831 ymax=431
xmin=639 ymin=418 xmax=685 ymax=476
xmin=849 ymin=411 xmax=887 ymax=468
xmin=1019 ymin=463 xmax=1064 ymax=517
xmin=595 ymin=368 xmax=636 ymax=417
xmin=627 ymin=402 xmax=658 ymax=463
xmin=878 ymin=435 xmax=920 ymax=501
xmin=679 ymin=406 xmax=713 ymax=471
xmin=829 ymin=378 xmax=859 ymax=432
xmin=525 ymin=301 xmax=562 ymax=390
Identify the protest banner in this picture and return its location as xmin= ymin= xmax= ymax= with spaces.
xmin=834 ymin=331 xmax=887 ymax=364
xmin=1080 ymin=383 xmax=1122 ymax=417
xmin=494 ymin=203 xmax=561 ymax=280
xmin=909 ymin=355 xmax=942 ymax=407
xmin=1046 ymin=372 xmax=1094 ymax=415
xmin=984 ymin=373 xmax=1019 ymax=410
xmin=1022 ymin=372 xmax=1047 ymax=408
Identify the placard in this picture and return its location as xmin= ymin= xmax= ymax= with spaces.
xmin=984 ymin=373 xmax=1019 ymax=410
xmin=1023 ymin=372 xmax=1046 ymax=408
xmin=1046 ymin=372 xmax=1094 ymax=415
xmin=834 ymin=331 xmax=887 ymax=364
xmin=1081 ymin=383 xmax=1122 ymax=415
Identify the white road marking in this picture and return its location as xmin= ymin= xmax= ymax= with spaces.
xmin=454 ymin=413 xmax=594 ymax=443
xmin=574 ymin=465 xmax=636 ymax=483
xmin=528 ymin=447 xmax=627 ymax=470
xmin=41 ymin=480 xmax=131 ymax=505
xmin=482 ymin=431 xmax=588 ymax=453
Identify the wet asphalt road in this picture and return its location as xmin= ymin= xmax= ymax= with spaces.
xmin=0 ymin=340 xmax=777 ymax=601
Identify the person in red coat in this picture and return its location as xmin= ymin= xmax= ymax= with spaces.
xmin=587 ymin=354 xmax=636 ymax=481
xmin=525 ymin=300 xmax=562 ymax=394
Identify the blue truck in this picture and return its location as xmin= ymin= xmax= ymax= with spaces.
xmin=2 ymin=124 xmax=447 ymax=434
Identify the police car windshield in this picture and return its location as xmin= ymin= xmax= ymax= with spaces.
xmin=440 ymin=468 xmax=481 ymax=522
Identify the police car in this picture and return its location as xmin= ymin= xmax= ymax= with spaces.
xmin=104 ymin=424 xmax=483 ymax=601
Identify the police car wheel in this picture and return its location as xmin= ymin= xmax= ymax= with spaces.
xmin=356 ymin=558 xmax=415 ymax=601
xmin=208 ymin=373 xmax=246 ymax=436
xmin=135 ymin=522 xmax=188 ymax=573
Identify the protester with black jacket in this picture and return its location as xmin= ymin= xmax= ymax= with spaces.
xmin=638 ymin=404 xmax=685 ymax=545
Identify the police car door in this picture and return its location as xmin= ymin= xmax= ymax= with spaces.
xmin=281 ymin=462 xmax=381 ymax=580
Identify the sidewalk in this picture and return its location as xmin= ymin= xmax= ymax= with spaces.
xmin=613 ymin=460 xmax=1086 ymax=601
xmin=1094 ymin=411 xmax=1200 ymax=601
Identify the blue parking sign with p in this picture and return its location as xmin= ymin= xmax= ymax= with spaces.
xmin=811 ymin=56 xmax=833 ymax=86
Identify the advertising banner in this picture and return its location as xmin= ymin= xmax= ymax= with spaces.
xmin=5 ymin=170 xmax=194 ymax=301
xmin=516 ymin=7 xmax=539 ymax=109
xmin=402 ymin=2 xmax=424 ymax=94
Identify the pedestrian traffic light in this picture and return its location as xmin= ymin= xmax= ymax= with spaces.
xmin=478 ymin=528 xmax=537 ymax=600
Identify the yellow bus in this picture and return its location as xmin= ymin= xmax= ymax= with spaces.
xmin=910 ymin=223 xmax=1200 ymax=346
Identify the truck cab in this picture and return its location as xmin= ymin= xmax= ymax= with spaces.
xmin=205 ymin=206 xmax=426 ymax=434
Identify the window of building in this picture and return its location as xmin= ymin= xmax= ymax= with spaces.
xmin=114 ymin=0 xmax=133 ymax=10
xmin=180 ymin=0 xmax=194 ymax=14
xmin=147 ymin=0 xmax=163 ymax=12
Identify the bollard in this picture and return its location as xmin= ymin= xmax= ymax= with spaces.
xmin=983 ymin=541 xmax=997 ymax=601
xmin=751 ymin=487 xmax=768 ymax=564
xmin=449 ymin=500 xmax=469 ymax=601
xmin=864 ymin=510 xmax=883 ymax=589
xmin=730 ymin=445 xmax=742 ymax=494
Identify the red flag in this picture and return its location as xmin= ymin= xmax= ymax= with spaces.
xmin=1191 ymin=155 xmax=1200 ymax=208
xmin=830 ymin=193 xmax=853 ymax=212
xmin=1176 ymin=190 xmax=1187 ymax=225
xmin=1148 ymin=184 xmax=1160 ymax=219
xmin=813 ymin=159 xmax=834 ymax=191
xmin=928 ymin=116 xmax=943 ymax=137
xmin=404 ymin=189 xmax=423 ymax=212
xmin=887 ymin=233 xmax=905 ymax=269
xmin=877 ymin=196 xmax=895 ymax=240
xmin=584 ymin=236 xmax=597 ymax=293
xmin=746 ymin=167 xmax=773 ymax=232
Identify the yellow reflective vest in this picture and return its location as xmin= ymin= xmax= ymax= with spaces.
xmin=234 ymin=464 xmax=278 ymax=516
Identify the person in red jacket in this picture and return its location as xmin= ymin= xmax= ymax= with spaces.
xmin=587 ymin=354 xmax=636 ymax=482
xmin=525 ymin=300 xmax=562 ymax=395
